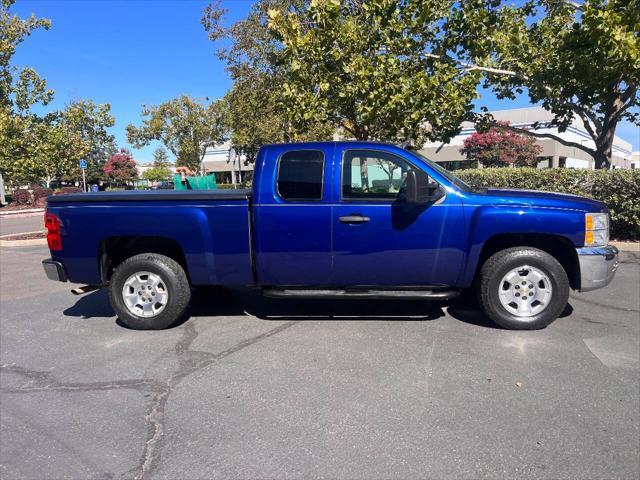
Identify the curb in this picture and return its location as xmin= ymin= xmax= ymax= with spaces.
xmin=0 ymin=208 xmax=44 ymax=217
xmin=0 ymin=230 xmax=46 ymax=247
xmin=610 ymin=241 xmax=639 ymax=252
xmin=0 ymin=238 xmax=47 ymax=247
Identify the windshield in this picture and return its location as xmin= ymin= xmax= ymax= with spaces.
xmin=409 ymin=150 xmax=473 ymax=193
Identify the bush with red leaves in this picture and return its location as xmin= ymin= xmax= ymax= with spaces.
xmin=33 ymin=187 xmax=54 ymax=201
xmin=460 ymin=121 xmax=542 ymax=167
xmin=12 ymin=189 xmax=32 ymax=205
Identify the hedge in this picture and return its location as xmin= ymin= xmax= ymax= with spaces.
xmin=455 ymin=168 xmax=640 ymax=240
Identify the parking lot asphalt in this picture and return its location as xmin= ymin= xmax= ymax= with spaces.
xmin=0 ymin=245 xmax=638 ymax=479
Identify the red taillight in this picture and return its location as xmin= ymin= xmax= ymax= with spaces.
xmin=45 ymin=213 xmax=62 ymax=251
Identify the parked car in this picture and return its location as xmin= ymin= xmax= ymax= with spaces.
xmin=152 ymin=181 xmax=175 ymax=190
xmin=42 ymin=141 xmax=618 ymax=330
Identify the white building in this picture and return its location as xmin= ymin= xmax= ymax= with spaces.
xmin=632 ymin=152 xmax=640 ymax=169
xmin=421 ymin=107 xmax=634 ymax=170
xmin=201 ymin=141 xmax=252 ymax=184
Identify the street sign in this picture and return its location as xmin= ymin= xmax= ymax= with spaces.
xmin=79 ymin=160 xmax=87 ymax=192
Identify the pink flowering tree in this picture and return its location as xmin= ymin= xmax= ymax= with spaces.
xmin=103 ymin=149 xmax=138 ymax=185
xmin=460 ymin=121 xmax=542 ymax=168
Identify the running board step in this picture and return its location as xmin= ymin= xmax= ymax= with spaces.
xmin=263 ymin=288 xmax=460 ymax=300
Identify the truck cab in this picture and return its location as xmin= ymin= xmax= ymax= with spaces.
xmin=43 ymin=141 xmax=619 ymax=330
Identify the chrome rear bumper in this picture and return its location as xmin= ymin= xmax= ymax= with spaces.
xmin=576 ymin=245 xmax=619 ymax=292
xmin=42 ymin=258 xmax=67 ymax=282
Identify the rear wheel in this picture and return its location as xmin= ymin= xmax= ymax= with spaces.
xmin=478 ymin=247 xmax=569 ymax=330
xmin=108 ymin=253 xmax=191 ymax=330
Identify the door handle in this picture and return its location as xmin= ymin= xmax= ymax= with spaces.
xmin=339 ymin=215 xmax=370 ymax=224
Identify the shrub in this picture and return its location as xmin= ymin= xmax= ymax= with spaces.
xmin=460 ymin=121 xmax=541 ymax=167
xmin=456 ymin=168 xmax=640 ymax=240
xmin=12 ymin=189 xmax=32 ymax=205
xmin=54 ymin=186 xmax=83 ymax=195
xmin=33 ymin=187 xmax=54 ymax=201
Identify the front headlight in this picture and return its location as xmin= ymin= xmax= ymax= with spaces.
xmin=585 ymin=213 xmax=609 ymax=246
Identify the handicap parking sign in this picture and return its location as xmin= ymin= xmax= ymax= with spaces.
xmin=79 ymin=160 xmax=87 ymax=169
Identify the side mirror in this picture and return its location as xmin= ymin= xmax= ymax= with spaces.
xmin=404 ymin=170 xmax=443 ymax=204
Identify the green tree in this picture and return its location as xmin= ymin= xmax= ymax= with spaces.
xmin=126 ymin=95 xmax=226 ymax=172
xmin=0 ymin=0 xmax=53 ymax=113
xmin=61 ymin=100 xmax=116 ymax=182
xmin=0 ymin=0 xmax=53 ymax=186
xmin=152 ymin=147 xmax=171 ymax=169
xmin=461 ymin=0 xmax=639 ymax=169
xmin=202 ymin=0 xmax=333 ymax=162
xmin=0 ymin=2 xmax=115 ymax=186
xmin=143 ymin=147 xmax=173 ymax=182
xmin=267 ymin=0 xmax=482 ymax=144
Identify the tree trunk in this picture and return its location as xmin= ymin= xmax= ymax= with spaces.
xmin=359 ymin=157 xmax=369 ymax=192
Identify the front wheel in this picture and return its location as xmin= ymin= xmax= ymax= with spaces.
xmin=108 ymin=253 xmax=191 ymax=330
xmin=478 ymin=247 xmax=569 ymax=330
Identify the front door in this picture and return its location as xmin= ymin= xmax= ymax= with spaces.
xmin=331 ymin=147 xmax=465 ymax=287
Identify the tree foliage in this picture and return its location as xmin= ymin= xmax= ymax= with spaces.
xmin=103 ymin=149 xmax=138 ymax=183
xmin=201 ymin=0 xmax=333 ymax=162
xmin=126 ymin=95 xmax=226 ymax=172
xmin=0 ymin=0 xmax=53 ymax=113
xmin=0 ymin=2 xmax=115 ymax=185
xmin=267 ymin=0 xmax=483 ymax=144
xmin=464 ymin=0 xmax=640 ymax=169
xmin=61 ymin=100 xmax=116 ymax=182
xmin=143 ymin=147 xmax=173 ymax=182
xmin=460 ymin=121 xmax=542 ymax=167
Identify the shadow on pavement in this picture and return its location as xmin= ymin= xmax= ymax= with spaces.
xmin=64 ymin=286 xmax=561 ymax=329
xmin=63 ymin=288 xmax=115 ymax=319
xmin=447 ymin=293 xmax=575 ymax=330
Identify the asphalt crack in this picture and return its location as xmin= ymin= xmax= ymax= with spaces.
xmin=129 ymin=319 xmax=299 ymax=480
xmin=0 ymin=364 xmax=164 ymax=394
xmin=1 ymin=320 xmax=298 ymax=480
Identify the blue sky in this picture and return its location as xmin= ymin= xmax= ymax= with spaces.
xmin=11 ymin=0 xmax=639 ymax=163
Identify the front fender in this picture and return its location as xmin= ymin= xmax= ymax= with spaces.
xmin=458 ymin=204 xmax=584 ymax=287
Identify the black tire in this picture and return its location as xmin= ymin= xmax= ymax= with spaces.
xmin=478 ymin=247 xmax=569 ymax=330
xmin=108 ymin=253 xmax=191 ymax=330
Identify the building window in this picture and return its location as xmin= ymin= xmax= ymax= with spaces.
xmin=277 ymin=150 xmax=324 ymax=200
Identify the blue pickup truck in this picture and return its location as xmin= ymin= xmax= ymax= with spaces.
xmin=42 ymin=141 xmax=618 ymax=330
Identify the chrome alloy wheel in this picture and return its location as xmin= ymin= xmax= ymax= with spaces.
xmin=498 ymin=265 xmax=553 ymax=318
xmin=122 ymin=271 xmax=169 ymax=317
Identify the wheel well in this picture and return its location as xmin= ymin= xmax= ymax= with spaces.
xmin=476 ymin=234 xmax=580 ymax=290
xmin=98 ymin=236 xmax=188 ymax=284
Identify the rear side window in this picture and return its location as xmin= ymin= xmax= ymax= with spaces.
xmin=277 ymin=150 xmax=324 ymax=200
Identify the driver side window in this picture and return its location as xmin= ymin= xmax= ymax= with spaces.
xmin=342 ymin=150 xmax=417 ymax=201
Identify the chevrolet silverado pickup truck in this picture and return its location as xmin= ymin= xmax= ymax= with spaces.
xmin=42 ymin=141 xmax=619 ymax=330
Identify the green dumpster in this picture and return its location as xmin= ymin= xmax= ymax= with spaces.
xmin=173 ymin=174 xmax=217 ymax=190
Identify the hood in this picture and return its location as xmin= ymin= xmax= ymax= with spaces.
xmin=480 ymin=188 xmax=607 ymax=212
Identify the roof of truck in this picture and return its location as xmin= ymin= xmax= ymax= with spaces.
xmin=260 ymin=140 xmax=400 ymax=148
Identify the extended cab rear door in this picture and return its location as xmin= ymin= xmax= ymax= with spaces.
xmin=252 ymin=143 xmax=335 ymax=286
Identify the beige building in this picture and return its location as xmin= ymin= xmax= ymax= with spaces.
xmin=421 ymin=107 xmax=634 ymax=170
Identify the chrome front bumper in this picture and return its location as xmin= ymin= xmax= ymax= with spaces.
xmin=576 ymin=245 xmax=619 ymax=292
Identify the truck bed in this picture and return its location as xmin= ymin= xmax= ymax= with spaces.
xmin=46 ymin=189 xmax=254 ymax=286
